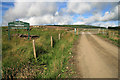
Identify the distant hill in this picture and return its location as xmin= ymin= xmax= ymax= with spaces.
xmin=48 ymin=25 xmax=106 ymax=29
xmin=108 ymin=26 xmax=119 ymax=30
xmin=2 ymin=25 xmax=119 ymax=30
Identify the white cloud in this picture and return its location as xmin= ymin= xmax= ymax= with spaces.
xmin=79 ymin=13 xmax=101 ymax=24
xmin=19 ymin=15 xmax=54 ymax=25
xmin=2 ymin=1 xmax=119 ymax=27
xmin=66 ymin=2 xmax=91 ymax=14
xmin=55 ymin=11 xmax=59 ymax=16
xmin=73 ymin=21 xmax=85 ymax=25
xmin=54 ymin=15 xmax=73 ymax=25
xmin=68 ymin=0 xmax=119 ymax=2
xmin=19 ymin=12 xmax=73 ymax=25
xmin=3 ymin=2 xmax=57 ymax=25
xmin=77 ymin=5 xmax=118 ymax=24
xmin=3 ymin=2 xmax=74 ymax=25
xmin=91 ymin=22 xmax=118 ymax=27
xmin=64 ymin=2 xmax=117 ymax=15
xmin=2 ymin=0 xmax=119 ymax=2
xmin=101 ymin=5 xmax=118 ymax=21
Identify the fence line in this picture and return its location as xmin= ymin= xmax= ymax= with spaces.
xmin=51 ymin=36 xmax=53 ymax=48
xmin=33 ymin=40 xmax=37 ymax=60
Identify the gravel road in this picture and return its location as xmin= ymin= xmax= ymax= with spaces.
xmin=75 ymin=32 xmax=118 ymax=78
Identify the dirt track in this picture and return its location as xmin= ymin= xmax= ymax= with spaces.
xmin=75 ymin=32 xmax=118 ymax=78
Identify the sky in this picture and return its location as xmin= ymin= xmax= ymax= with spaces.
xmin=0 ymin=0 xmax=120 ymax=27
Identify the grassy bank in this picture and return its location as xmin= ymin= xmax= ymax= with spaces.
xmin=97 ymin=30 xmax=119 ymax=47
xmin=2 ymin=27 xmax=78 ymax=78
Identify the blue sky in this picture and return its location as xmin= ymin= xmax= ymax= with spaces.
xmin=2 ymin=2 xmax=14 ymax=16
xmin=0 ymin=2 xmax=14 ymax=25
xmin=1 ymin=1 xmax=119 ymax=27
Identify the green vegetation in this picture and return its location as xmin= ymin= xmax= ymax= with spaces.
xmin=48 ymin=25 xmax=106 ymax=29
xmin=2 ymin=27 xmax=78 ymax=78
xmin=108 ymin=27 xmax=119 ymax=30
xmin=97 ymin=30 xmax=120 ymax=47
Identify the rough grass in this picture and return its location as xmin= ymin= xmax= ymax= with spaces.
xmin=97 ymin=30 xmax=119 ymax=47
xmin=2 ymin=27 xmax=78 ymax=78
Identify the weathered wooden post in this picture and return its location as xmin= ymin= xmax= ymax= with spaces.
xmin=59 ymin=33 xmax=60 ymax=40
xmin=105 ymin=29 xmax=106 ymax=36
xmin=98 ymin=29 xmax=100 ymax=34
xmin=33 ymin=40 xmax=37 ymax=60
xmin=77 ymin=28 xmax=78 ymax=35
xmin=102 ymin=29 xmax=104 ymax=35
xmin=103 ymin=29 xmax=104 ymax=35
xmin=106 ymin=29 xmax=108 ymax=37
xmin=51 ymin=36 xmax=53 ymax=48
xmin=103 ymin=29 xmax=105 ymax=35
xmin=99 ymin=29 xmax=101 ymax=34
xmin=112 ymin=31 xmax=115 ymax=39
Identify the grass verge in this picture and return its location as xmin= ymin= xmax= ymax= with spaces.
xmin=97 ymin=33 xmax=120 ymax=47
xmin=2 ymin=27 xmax=78 ymax=78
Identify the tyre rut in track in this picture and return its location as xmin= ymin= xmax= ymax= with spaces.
xmin=75 ymin=33 xmax=118 ymax=78
xmin=85 ymin=34 xmax=118 ymax=77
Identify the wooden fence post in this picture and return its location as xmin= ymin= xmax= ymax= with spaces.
xmin=59 ymin=33 xmax=60 ymax=40
xmin=51 ymin=36 xmax=53 ymax=48
xmin=108 ymin=30 xmax=110 ymax=38
xmin=33 ymin=40 xmax=37 ymax=60
xmin=113 ymin=31 xmax=115 ymax=39
xmin=99 ymin=29 xmax=101 ymax=34
xmin=77 ymin=28 xmax=78 ymax=35
xmin=107 ymin=29 xmax=108 ymax=37
xmin=98 ymin=29 xmax=100 ymax=34
xmin=102 ymin=29 xmax=103 ymax=35
xmin=103 ymin=29 xmax=104 ymax=35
